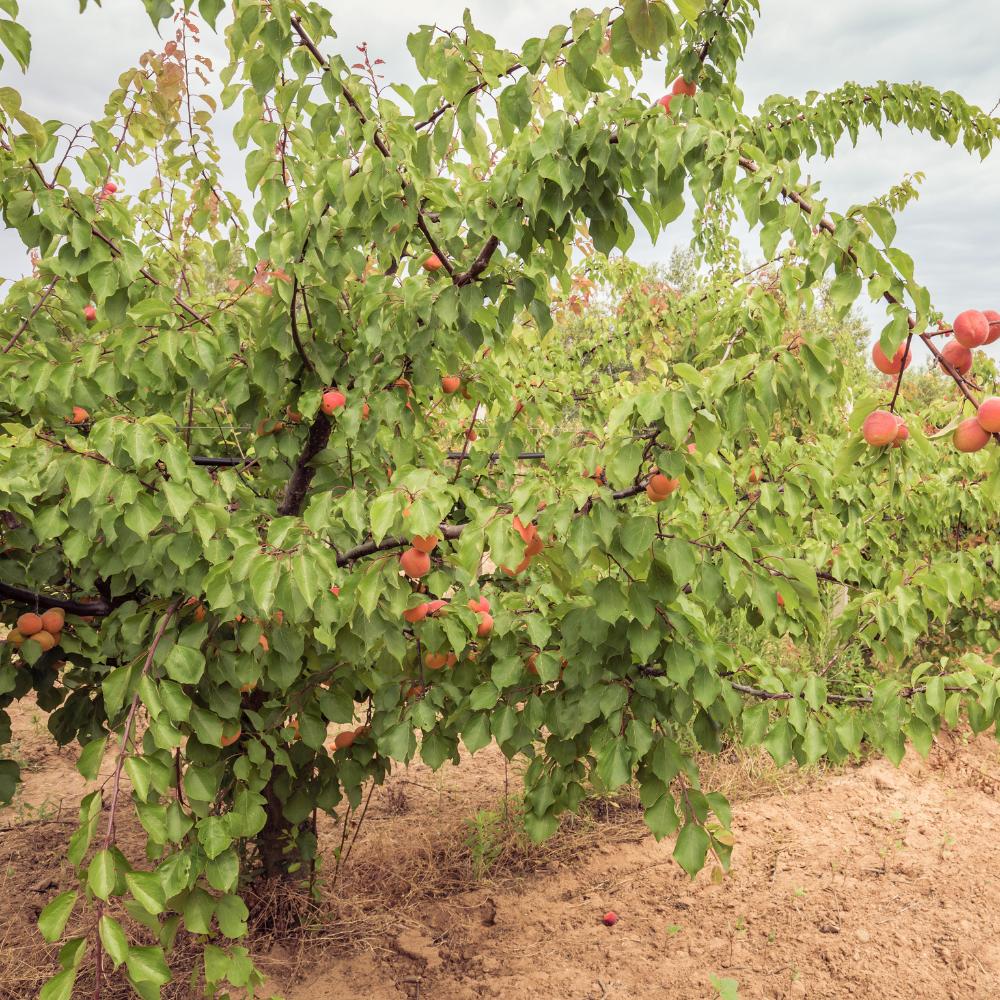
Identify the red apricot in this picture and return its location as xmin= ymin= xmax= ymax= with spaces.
xmin=977 ymin=397 xmax=1000 ymax=433
xmin=321 ymin=390 xmax=346 ymax=415
xmin=939 ymin=340 xmax=973 ymax=376
xmin=983 ymin=309 xmax=1000 ymax=345
xmin=477 ymin=612 xmax=494 ymax=637
xmin=403 ymin=603 xmax=429 ymax=623
xmin=953 ymin=309 xmax=989 ymax=348
xmin=871 ymin=341 xmax=912 ymax=375
xmin=71 ymin=407 xmax=89 ymax=424
xmin=861 ymin=410 xmax=898 ymax=447
xmin=671 ymin=77 xmax=697 ymax=97
xmin=954 ymin=417 xmax=991 ymax=453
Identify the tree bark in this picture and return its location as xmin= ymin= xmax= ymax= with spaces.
xmin=277 ymin=413 xmax=331 ymax=517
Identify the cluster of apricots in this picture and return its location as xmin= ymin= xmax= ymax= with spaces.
xmin=657 ymin=76 xmax=697 ymax=116
xmin=331 ymin=723 xmax=371 ymax=750
xmin=502 ymin=509 xmax=546 ymax=577
xmin=6 ymin=608 xmax=65 ymax=656
xmin=646 ymin=470 xmax=679 ymax=503
xmin=864 ymin=310 xmax=1000 ymax=452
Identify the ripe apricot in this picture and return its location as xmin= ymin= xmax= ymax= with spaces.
xmin=40 ymin=609 xmax=64 ymax=633
xmin=646 ymin=484 xmax=669 ymax=503
xmin=5 ymin=629 xmax=23 ymax=647
xmin=259 ymin=634 xmax=269 ymax=652
xmin=221 ymin=728 xmax=242 ymax=747
xmin=354 ymin=724 xmax=372 ymax=736
xmin=425 ymin=652 xmax=448 ymax=669
xmin=871 ymin=341 xmax=912 ymax=375
xmin=861 ymin=410 xmax=898 ymax=447
xmin=442 ymin=376 xmax=460 ymax=394
xmin=983 ymin=309 xmax=1000 ymax=345
xmin=400 ymin=547 xmax=431 ymax=579
xmin=892 ymin=417 xmax=910 ymax=447
xmin=526 ymin=653 xmax=538 ymax=675
xmin=461 ymin=383 xmax=472 ymax=399
xmin=71 ymin=406 xmax=89 ymax=424
xmin=501 ymin=556 xmax=532 ymax=577
xmin=334 ymin=731 xmax=355 ymax=749
xmin=411 ymin=534 xmax=440 ymax=553
xmin=525 ymin=535 xmax=545 ymax=557
xmin=17 ymin=613 xmax=42 ymax=636
xmin=953 ymin=309 xmax=989 ymax=348
xmin=954 ymin=417 xmax=991 ymax=453
xmin=978 ymin=397 xmax=1000 ymax=433
xmin=32 ymin=631 xmax=56 ymax=652
xmin=321 ymin=390 xmax=346 ymax=414
xmin=777 ymin=593 xmax=785 ymax=608
xmin=477 ymin=612 xmax=494 ymax=637
xmin=427 ymin=599 xmax=447 ymax=615
xmin=403 ymin=603 xmax=429 ymax=623
xmin=286 ymin=405 xmax=303 ymax=423
xmin=84 ymin=306 xmax=96 ymax=322
xmin=468 ymin=597 xmax=490 ymax=614
xmin=395 ymin=378 xmax=412 ymax=394
xmin=671 ymin=76 xmax=697 ymax=97
xmin=648 ymin=473 xmax=678 ymax=496
xmin=939 ymin=339 xmax=973 ymax=376
xmin=423 ymin=254 xmax=443 ymax=271
xmin=362 ymin=402 xmax=370 ymax=419
xmin=748 ymin=467 xmax=760 ymax=484
xmin=240 ymin=681 xmax=257 ymax=693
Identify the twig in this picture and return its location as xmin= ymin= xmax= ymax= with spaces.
xmin=2 ymin=278 xmax=60 ymax=354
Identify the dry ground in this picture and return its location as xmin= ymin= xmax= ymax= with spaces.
xmin=1 ymin=696 xmax=999 ymax=1000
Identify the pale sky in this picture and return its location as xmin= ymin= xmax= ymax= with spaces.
xmin=2 ymin=0 xmax=999 ymax=361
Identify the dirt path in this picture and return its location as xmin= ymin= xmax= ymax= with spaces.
xmin=1 ymin=700 xmax=999 ymax=1000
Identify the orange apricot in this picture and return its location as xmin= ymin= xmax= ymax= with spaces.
xmin=954 ymin=417 xmax=991 ymax=453
xmin=17 ymin=613 xmax=42 ymax=636
xmin=400 ymin=547 xmax=431 ymax=579
xmin=411 ymin=534 xmax=440 ymax=553
xmin=861 ymin=410 xmax=898 ymax=447
xmin=221 ymin=728 xmax=242 ymax=747
xmin=334 ymin=731 xmax=356 ymax=749
xmin=403 ymin=603 xmax=429 ymax=623
xmin=442 ymin=376 xmax=460 ymax=394
xmin=40 ymin=609 xmax=65 ymax=633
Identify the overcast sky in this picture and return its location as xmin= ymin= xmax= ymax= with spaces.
xmin=2 ymin=0 xmax=998 ymax=360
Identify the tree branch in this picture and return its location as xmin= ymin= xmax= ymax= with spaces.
xmin=455 ymin=235 xmax=500 ymax=286
xmin=0 ymin=581 xmax=115 ymax=616
xmin=2 ymin=277 xmax=60 ymax=355
xmin=277 ymin=412 xmax=332 ymax=517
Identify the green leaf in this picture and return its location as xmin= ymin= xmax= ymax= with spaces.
xmin=75 ymin=736 xmax=107 ymax=781
xmin=643 ymin=792 xmax=680 ymax=841
xmin=99 ymin=915 xmax=128 ymax=969
xmin=215 ymin=893 xmax=249 ymax=938
xmin=88 ymin=850 xmax=116 ymax=900
xmin=40 ymin=967 xmax=77 ymax=1000
xmin=673 ymin=821 xmax=711 ymax=878
xmin=125 ymin=871 xmax=166 ymax=914
xmin=0 ymin=18 xmax=30 ymax=72
xmin=39 ymin=890 xmax=77 ymax=943
xmin=596 ymin=736 xmax=632 ymax=790
xmin=198 ymin=0 xmax=225 ymax=29
xmin=126 ymin=945 xmax=173 ymax=985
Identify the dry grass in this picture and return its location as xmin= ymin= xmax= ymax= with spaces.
xmin=0 ymin=746 xmax=849 ymax=999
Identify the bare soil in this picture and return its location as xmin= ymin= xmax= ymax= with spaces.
xmin=2 ymin=696 xmax=999 ymax=1000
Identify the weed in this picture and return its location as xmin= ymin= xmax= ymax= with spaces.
xmin=462 ymin=808 xmax=506 ymax=882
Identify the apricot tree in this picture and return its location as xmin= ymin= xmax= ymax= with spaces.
xmin=0 ymin=1 xmax=997 ymax=996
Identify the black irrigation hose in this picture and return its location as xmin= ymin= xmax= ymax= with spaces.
xmin=191 ymin=452 xmax=549 ymax=466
